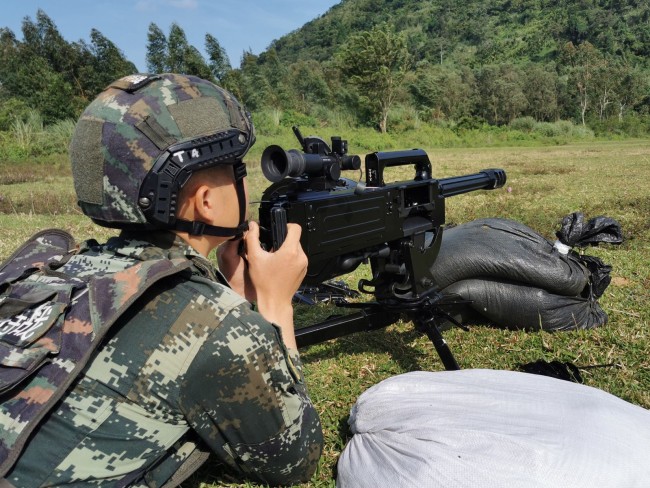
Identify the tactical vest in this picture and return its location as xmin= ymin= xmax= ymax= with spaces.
xmin=0 ymin=229 xmax=194 ymax=482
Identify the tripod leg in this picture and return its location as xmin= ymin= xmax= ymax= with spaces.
xmin=419 ymin=320 xmax=461 ymax=371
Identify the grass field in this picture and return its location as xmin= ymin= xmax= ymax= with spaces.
xmin=0 ymin=139 xmax=648 ymax=487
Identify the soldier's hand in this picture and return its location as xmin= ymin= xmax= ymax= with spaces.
xmin=216 ymin=237 xmax=256 ymax=303
xmin=243 ymin=221 xmax=307 ymax=348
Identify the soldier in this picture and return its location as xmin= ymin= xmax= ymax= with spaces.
xmin=4 ymin=74 xmax=323 ymax=487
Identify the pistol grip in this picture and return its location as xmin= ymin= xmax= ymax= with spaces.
xmin=270 ymin=207 xmax=288 ymax=250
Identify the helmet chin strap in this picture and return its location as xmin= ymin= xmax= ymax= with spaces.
xmin=173 ymin=161 xmax=249 ymax=239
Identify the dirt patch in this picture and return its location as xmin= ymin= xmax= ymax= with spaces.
xmin=611 ymin=276 xmax=632 ymax=287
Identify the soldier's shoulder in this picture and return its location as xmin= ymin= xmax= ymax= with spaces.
xmin=182 ymin=274 xmax=248 ymax=312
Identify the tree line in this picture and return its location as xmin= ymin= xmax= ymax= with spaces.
xmin=1 ymin=4 xmax=649 ymax=136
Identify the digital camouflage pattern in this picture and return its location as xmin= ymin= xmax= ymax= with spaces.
xmin=69 ymin=73 xmax=254 ymax=228
xmin=4 ymin=230 xmax=322 ymax=487
xmin=0 ymin=229 xmax=191 ymax=480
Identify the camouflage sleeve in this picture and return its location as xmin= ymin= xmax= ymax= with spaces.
xmin=178 ymin=301 xmax=323 ymax=486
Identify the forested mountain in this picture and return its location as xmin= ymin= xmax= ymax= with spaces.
xmin=1 ymin=2 xmax=649 ymax=135
xmin=233 ymin=0 xmax=650 ymax=132
xmin=270 ymin=0 xmax=650 ymax=67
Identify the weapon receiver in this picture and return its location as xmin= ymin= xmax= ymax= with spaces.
xmin=258 ymin=127 xmax=506 ymax=370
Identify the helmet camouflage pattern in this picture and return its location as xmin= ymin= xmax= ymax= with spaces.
xmin=70 ymin=73 xmax=255 ymax=229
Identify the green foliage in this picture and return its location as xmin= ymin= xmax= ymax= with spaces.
xmin=271 ymin=0 xmax=650 ymax=68
xmin=337 ymin=23 xmax=411 ymax=132
xmin=253 ymin=0 xmax=650 ymax=133
xmin=205 ymin=33 xmax=231 ymax=82
xmin=0 ymin=112 xmax=75 ymax=160
xmin=509 ymin=116 xmax=537 ymax=133
xmin=84 ymin=29 xmax=138 ymax=95
xmin=146 ymin=23 xmax=167 ymax=73
xmin=0 ymin=10 xmax=135 ymax=125
xmin=4 ymin=3 xmax=650 ymax=139
xmin=148 ymin=22 xmax=213 ymax=79
xmin=0 ymin=97 xmax=31 ymax=131
xmin=408 ymin=63 xmax=477 ymax=121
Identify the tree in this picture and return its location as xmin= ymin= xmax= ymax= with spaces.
xmin=236 ymin=50 xmax=269 ymax=111
xmin=593 ymin=58 xmax=619 ymax=120
xmin=0 ymin=9 xmax=138 ymax=123
xmin=0 ymin=13 xmax=81 ymax=122
xmin=184 ymin=45 xmax=212 ymax=80
xmin=522 ymin=64 xmax=559 ymax=121
xmin=409 ymin=63 xmax=476 ymax=121
xmin=476 ymin=64 xmax=528 ymax=125
xmin=615 ymin=66 xmax=650 ymax=121
xmin=146 ymin=23 xmax=167 ymax=73
xmin=84 ymin=29 xmax=136 ymax=95
xmin=167 ymin=23 xmax=189 ymax=73
xmin=561 ymin=41 xmax=605 ymax=125
xmin=205 ymin=34 xmax=231 ymax=82
xmin=258 ymin=48 xmax=294 ymax=109
xmin=146 ymin=23 xmax=212 ymax=79
xmin=337 ymin=23 xmax=411 ymax=133
xmin=290 ymin=60 xmax=331 ymax=113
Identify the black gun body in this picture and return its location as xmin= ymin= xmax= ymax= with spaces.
xmin=258 ymin=137 xmax=507 ymax=369
xmin=260 ymin=177 xmax=446 ymax=286
xmin=260 ymin=166 xmax=506 ymax=296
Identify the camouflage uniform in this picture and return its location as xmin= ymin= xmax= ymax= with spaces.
xmin=6 ymin=230 xmax=323 ymax=487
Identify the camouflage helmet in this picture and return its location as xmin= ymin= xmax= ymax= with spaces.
xmin=70 ymin=73 xmax=255 ymax=235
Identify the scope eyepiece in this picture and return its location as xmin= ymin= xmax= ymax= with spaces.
xmin=261 ymin=143 xmax=360 ymax=183
xmin=261 ymin=145 xmax=295 ymax=182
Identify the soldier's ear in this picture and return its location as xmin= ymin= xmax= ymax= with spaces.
xmin=193 ymin=185 xmax=217 ymax=221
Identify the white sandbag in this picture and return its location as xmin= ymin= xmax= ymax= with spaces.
xmin=337 ymin=370 xmax=650 ymax=488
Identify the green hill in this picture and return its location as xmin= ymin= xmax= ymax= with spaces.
xmin=2 ymin=2 xmax=649 ymax=136
xmin=269 ymin=0 xmax=650 ymax=67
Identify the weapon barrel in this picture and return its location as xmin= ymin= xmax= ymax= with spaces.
xmin=438 ymin=168 xmax=506 ymax=197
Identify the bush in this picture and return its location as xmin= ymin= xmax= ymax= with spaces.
xmin=0 ymin=109 xmax=76 ymax=161
xmin=509 ymin=116 xmax=537 ymax=133
xmin=0 ymin=98 xmax=32 ymax=131
xmin=387 ymin=105 xmax=422 ymax=133
xmin=571 ymin=124 xmax=595 ymax=139
xmin=37 ymin=119 xmax=76 ymax=155
xmin=533 ymin=121 xmax=564 ymax=137
xmin=310 ymin=106 xmax=358 ymax=131
xmin=455 ymin=116 xmax=488 ymax=132
xmin=280 ymin=110 xmax=317 ymax=128
xmin=590 ymin=115 xmax=650 ymax=138
xmin=251 ymin=110 xmax=283 ymax=136
xmin=11 ymin=110 xmax=43 ymax=150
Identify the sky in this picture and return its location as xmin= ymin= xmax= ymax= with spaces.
xmin=2 ymin=0 xmax=341 ymax=71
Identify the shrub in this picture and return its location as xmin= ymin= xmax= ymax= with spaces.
xmin=388 ymin=105 xmax=422 ymax=133
xmin=572 ymin=125 xmax=595 ymax=139
xmin=280 ymin=110 xmax=317 ymax=128
xmin=533 ymin=121 xmax=563 ymax=137
xmin=509 ymin=116 xmax=537 ymax=133
xmin=554 ymin=120 xmax=576 ymax=136
xmin=0 ymin=98 xmax=32 ymax=131
xmin=11 ymin=110 xmax=43 ymax=150
xmin=455 ymin=116 xmax=488 ymax=132
xmin=38 ymin=119 xmax=76 ymax=155
xmin=251 ymin=110 xmax=282 ymax=136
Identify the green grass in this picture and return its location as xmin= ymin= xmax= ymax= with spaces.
xmin=0 ymin=138 xmax=648 ymax=487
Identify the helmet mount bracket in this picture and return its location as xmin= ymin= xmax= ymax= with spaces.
xmin=139 ymin=128 xmax=252 ymax=237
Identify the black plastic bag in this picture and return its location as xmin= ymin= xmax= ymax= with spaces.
xmin=579 ymin=254 xmax=612 ymax=299
xmin=556 ymin=212 xmax=623 ymax=247
xmin=519 ymin=359 xmax=584 ymax=383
